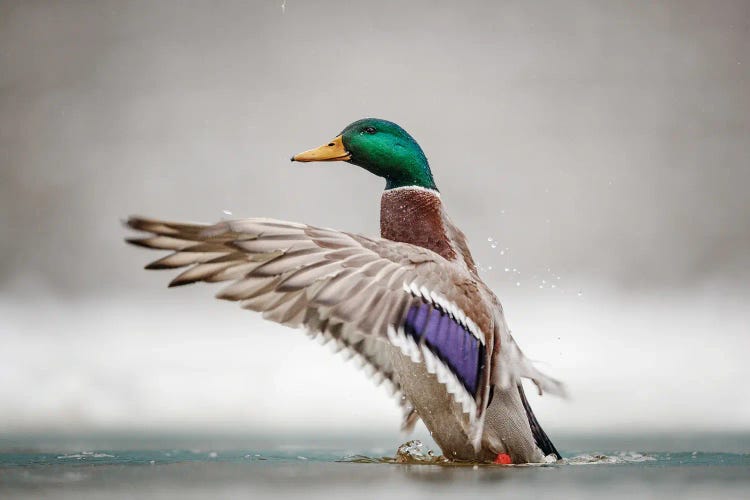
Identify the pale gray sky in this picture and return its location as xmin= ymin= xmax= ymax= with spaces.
xmin=1 ymin=0 xmax=749 ymax=294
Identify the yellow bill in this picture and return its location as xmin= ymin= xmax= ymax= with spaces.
xmin=291 ymin=135 xmax=351 ymax=162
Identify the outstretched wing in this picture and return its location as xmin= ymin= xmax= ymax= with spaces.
xmin=126 ymin=216 xmax=494 ymax=442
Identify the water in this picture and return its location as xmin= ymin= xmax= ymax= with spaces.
xmin=1 ymin=433 xmax=748 ymax=499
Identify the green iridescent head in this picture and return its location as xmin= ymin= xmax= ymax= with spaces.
xmin=291 ymin=118 xmax=437 ymax=191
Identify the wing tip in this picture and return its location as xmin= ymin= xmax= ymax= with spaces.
xmin=124 ymin=215 xmax=213 ymax=238
xmin=124 ymin=215 xmax=158 ymax=232
xmin=168 ymin=277 xmax=194 ymax=287
xmin=215 ymin=290 xmax=236 ymax=301
xmin=144 ymin=261 xmax=173 ymax=270
xmin=125 ymin=237 xmax=151 ymax=249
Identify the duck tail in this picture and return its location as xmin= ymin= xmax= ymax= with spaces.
xmin=517 ymin=383 xmax=561 ymax=459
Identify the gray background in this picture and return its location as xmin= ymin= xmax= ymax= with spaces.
xmin=1 ymin=1 xmax=748 ymax=437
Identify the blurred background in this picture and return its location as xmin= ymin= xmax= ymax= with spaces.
xmin=1 ymin=0 xmax=748 ymax=443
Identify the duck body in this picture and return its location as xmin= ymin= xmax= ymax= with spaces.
xmin=126 ymin=118 xmax=562 ymax=463
xmin=380 ymin=186 xmax=557 ymax=462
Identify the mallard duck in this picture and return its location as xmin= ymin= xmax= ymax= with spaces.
xmin=126 ymin=118 xmax=563 ymax=464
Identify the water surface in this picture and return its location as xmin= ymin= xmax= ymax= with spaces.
xmin=1 ymin=433 xmax=748 ymax=499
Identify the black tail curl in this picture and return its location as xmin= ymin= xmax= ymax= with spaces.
xmin=518 ymin=383 xmax=561 ymax=459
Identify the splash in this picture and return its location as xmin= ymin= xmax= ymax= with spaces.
xmin=394 ymin=440 xmax=449 ymax=464
xmin=344 ymin=440 xmax=557 ymax=466
xmin=343 ymin=441 xmax=658 ymax=467
xmin=345 ymin=440 xmax=447 ymax=465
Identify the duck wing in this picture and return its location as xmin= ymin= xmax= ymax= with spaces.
xmin=125 ymin=216 xmax=528 ymax=446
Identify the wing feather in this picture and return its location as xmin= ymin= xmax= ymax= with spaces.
xmin=126 ymin=216 xmax=485 ymax=428
xmin=126 ymin=215 xmax=562 ymax=443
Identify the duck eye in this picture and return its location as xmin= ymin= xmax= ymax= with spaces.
xmin=364 ymin=126 xmax=377 ymax=134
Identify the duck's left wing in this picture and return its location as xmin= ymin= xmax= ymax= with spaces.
xmin=126 ymin=216 xmax=494 ymax=445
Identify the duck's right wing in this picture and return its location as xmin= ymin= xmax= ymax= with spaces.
xmin=126 ymin=216 xmax=495 ymax=446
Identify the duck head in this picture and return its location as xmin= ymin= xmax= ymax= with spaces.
xmin=291 ymin=118 xmax=437 ymax=191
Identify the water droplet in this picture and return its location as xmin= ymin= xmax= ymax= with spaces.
xmin=487 ymin=237 xmax=494 ymax=242
xmin=222 ymin=209 xmax=232 ymax=216
xmin=487 ymin=265 xmax=493 ymax=270
xmin=490 ymin=242 xmax=498 ymax=249
xmin=504 ymin=268 xmax=510 ymax=272
xmin=516 ymin=282 xmax=521 ymax=287
xmin=499 ymin=249 xmax=505 ymax=255
xmin=577 ymin=290 xmax=583 ymax=297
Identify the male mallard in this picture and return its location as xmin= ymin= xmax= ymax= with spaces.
xmin=126 ymin=118 xmax=563 ymax=464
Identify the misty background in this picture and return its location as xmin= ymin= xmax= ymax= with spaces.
xmin=0 ymin=1 xmax=748 ymax=439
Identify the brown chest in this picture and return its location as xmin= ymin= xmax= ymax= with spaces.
xmin=380 ymin=188 xmax=457 ymax=262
